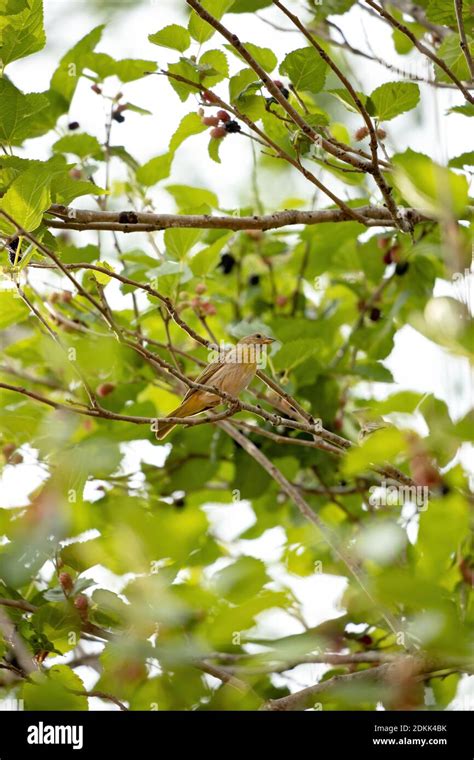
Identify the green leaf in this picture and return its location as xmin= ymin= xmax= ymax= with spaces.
xmin=0 ymin=163 xmax=52 ymax=233
xmin=148 ymin=24 xmax=191 ymax=52
xmin=166 ymin=184 xmax=218 ymax=209
xmin=214 ymin=557 xmax=269 ymax=603
xmin=199 ymin=48 xmax=229 ymax=86
xmin=50 ymin=175 xmax=106 ymax=206
xmin=52 ymin=133 xmax=103 ymax=160
xmin=23 ymin=665 xmax=88 ymax=711
xmin=229 ymin=67 xmax=259 ymax=101
xmin=369 ymin=82 xmax=420 ymax=121
xmin=0 ymin=80 xmax=49 ymax=145
xmin=448 ymin=151 xmax=474 ymax=168
xmin=49 ymin=25 xmax=104 ymax=107
xmin=0 ymin=0 xmax=30 ymax=13
xmin=188 ymin=0 xmax=234 ymax=44
xmin=0 ymin=291 xmax=29 ymax=328
xmin=279 ymin=47 xmax=327 ymax=93
xmin=190 ymin=232 xmax=232 ymax=275
xmin=0 ymin=0 xmax=45 ymax=66
xmin=164 ymin=227 xmax=202 ymax=258
xmin=435 ymin=34 xmax=474 ymax=83
xmin=231 ymin=0 xmax=272 ymax=10
xmin=447 ymin=103 xmax=474 ymax=117
xmin=272 ymin=338 xmax=320 ymax=372
xmin=135 ymin=153 xmax=172 ymax=186
xmin=426 ymin=0 xmax=473 ymax=34
xmin=114 ymin=58 xmax=157 ymax=83
xmin=208 ymin=135 xmax=223 ymax=163
xmin=393 ymin=148 xmax=469 ymax=217
xmin=136 ymin=113 xmax=207 ymax=186
xmin=328 ymin=88 xmax=368 ymax=114
xmin=225 ymin=42 xmax=278 ymax=72
xmin=343 ymin=428 xmax=407 ymax=476
xmin=169 ymin=112 xmax=208 ymax=154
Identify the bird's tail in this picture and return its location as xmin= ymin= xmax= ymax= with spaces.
xmin=155 ymin=397 xmax=204 ymax=440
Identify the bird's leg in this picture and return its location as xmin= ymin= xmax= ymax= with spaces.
xmin=227 ymin=400 xmax=241 ymax=415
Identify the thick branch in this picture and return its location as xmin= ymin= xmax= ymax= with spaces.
xmin=45 ymin=205 xmax=430 ymax=232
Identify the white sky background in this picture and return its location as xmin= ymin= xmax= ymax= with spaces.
xmin=1 ymin=0 xmax=473 ymax=706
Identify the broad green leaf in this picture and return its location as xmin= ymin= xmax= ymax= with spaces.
xmin=393 ymin=149 xmax=469 ymax=217
xmin=52 ymin=133 xmax=103 ymax=160
xmin=208 ymin=135 xmax=223 ymax=163
xmin=148 ymin=24 xmax=191 ymax=52
xmin=50 ymin=174 xmax=106 ymax=206
xmin=427 ymin=0 xmax=474 ymax=33
xmin=214 ymin=557 xmax=269 ymax=603
xmin=0 ymin=163 xmax=52 ymax=233
xmin=0 ymin=0 xmax=45 ymax=66
xmin=343 ymin=428 xmax=407 ymax=476
xmin=164 ymin=226 xmax=202 ymax=258
xmin=448 ymin=151 xmax=474 ymax=168
xmin=369 ymin=82 xmax=420 ymax=121
xmin=279 ymin=47 xmax=327 ymax=93
xmin=136 ymin=153 xmax=172 ymax=186
xmin=229 ymin=67 xmax=259 ymax=101
xmin=225 ymin=42 xmax=278 ymax=72
xmin=190 ymin=232 xmax=232 ymax=275
xmin=0 ymin=80 xmax=49 ymax=145
xmin=435 ymin=34 xmax=474 ymax=83
xmin=188 ymin=0 xmax=234 ymax=44
xmin=199 ymin=48 xmax=229 ymax=86
xmin=169 ymin=112 xmax=208 ymax=154
xmin=166 ymin=184 xmax=218 ymax=209
xmin=114 ymin=58 xmax=157 ymax=82
xmin=0 ymin=0 xmax=30 ymax=12
xmin=50 ymin=25 xmax=104 ymax=106
xmin=23 ymin=665 xmax=88 ymax=711
xmin=0 ymin=291 xmax=29 ymax=328
xmin=328 ymin=88 xmax=368 ymax=114
xmin=231 ymin=0 xmax=272 ymax=10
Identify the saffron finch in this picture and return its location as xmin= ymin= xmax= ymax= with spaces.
xmin=155 ymin=333 xmax=274 ymax=439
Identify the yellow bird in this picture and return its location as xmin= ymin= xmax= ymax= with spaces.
xmin=155 ymin=333 xmax=275 ymax=440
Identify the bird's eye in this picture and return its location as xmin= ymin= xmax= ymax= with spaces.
xmin=256 ymin=333 xmax=261 ymax=339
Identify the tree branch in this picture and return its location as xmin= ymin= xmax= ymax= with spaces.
xmin=273 ymin=0 xmax=406 ymax=231
xmin=44 ymin=204 xmax=431 ymax=232
xmin=454 ymin=0 xmax=474 ymax=80
xmin=364 ymin=0 xmax=474 ymax=103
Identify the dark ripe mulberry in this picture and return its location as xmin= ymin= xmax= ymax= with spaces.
xmin=112 ymin=112 xmax=125 ymax=123
xmin=273 ymin=80 xmax=290 ymax=99
xmin=369 ymin=307 xmax=381 ymax=322
xmin=248 ymin=274 xmax=260 ymax=286
xmin=218 ymin=252 xmax=236 ymax=274
xmin=395 ymin=261 xmax=410 ymax=276
xmin=224 ymin=120 xmax=241 ymax=134
xmin=7 ymin=237 xmax=21 ymax=265
xmin=68 ymin=121 xmax=80 ymax=130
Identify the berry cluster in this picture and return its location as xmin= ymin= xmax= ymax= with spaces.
xmin=378 ymin=238 xmax=410 ymax=274
xmin=355 ymin=126 xmax=386 ymax=141
xmin=199 ymin=108 xmax=241 ymax=139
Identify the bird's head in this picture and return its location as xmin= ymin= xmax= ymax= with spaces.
xmin=238 ymin=332 xmax=275 ymax=346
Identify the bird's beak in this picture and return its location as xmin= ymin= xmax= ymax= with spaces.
xmin=262 ymin=337 xmax=275 ymax=345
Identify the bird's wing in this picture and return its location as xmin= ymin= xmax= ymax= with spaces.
xmin=182 ymin=357 xmax=227 ymax=401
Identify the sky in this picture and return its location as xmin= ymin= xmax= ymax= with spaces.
xmin=0 ymin=0 xmax=473 ymax=706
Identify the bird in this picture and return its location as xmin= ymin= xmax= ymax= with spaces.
xmin=155 ymin=332 xmax=275 ymax=440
